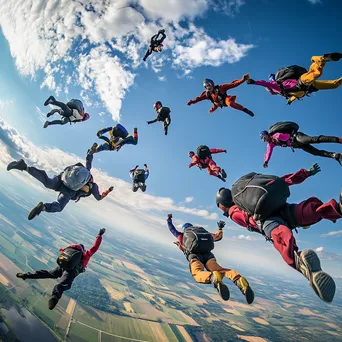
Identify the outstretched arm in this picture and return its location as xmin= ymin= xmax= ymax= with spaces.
xmin=147 ymin=118 xmax=158 ymax=124
xmin=86 ymin=153 xmax=94 ymax=171
xmin=91 ymin=183 xmax=113 ymax=201
xmin=209 ymin=104 xmax=219 ymax=113
xmin=281 ymin=164 xmax=320 ymax=186
xmin=220 ymin=74 xmax=249 ymax=91
xmin=144 ymin=168 xmax=149 ymax=180
xmin=264 ymin=142 xmax=275 ymax=164
xmin=167 ymin=216 xmax=181 ymax=238
xmin=157 ymin=31 xmax=166 ymax=43
xmin=253 ymin=80 xmax=281 ymax=93
xmin=210 ymin=148 xmax=226 ymax=154
xmin=188 ymin=91 xmax=207 ymax=105
xmin=211 ymin=229 xmax=223 ymax=242
xmin=84 ymin=235 xmax=102 ymax=259
xmin=97 ymin=127 xmax=112 ymax=137
xmin=188 ymin=156 xmax=199 ymax=168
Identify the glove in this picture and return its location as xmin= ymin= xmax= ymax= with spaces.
xmin=167 ymin=213 xmax=172 ymax=219
xmin=158 ymin=29 xmax=165 ymax=33
xmin=108 ymin=186 xmax=114 ymax=192
xmin=188 ymin=164 xmax=192 ymax=168
xmin=263 ymin=162 xmax=268 ymax=168
xmin=135 ymin=165 xmax=139 ymax=169
xmin=217 ymin=220 xmax=226 ymax=229
xmin=187 ymin=100 xmax=193 ymax=106
xmin=308 ymin=163 xmax=321 ymax=176
xmin=98 ymin=228 xmax=106 ymax=236
xmin=144 ymin=164 xmax=148 ymax=168
xmin=146 ymin=121 xmax=150 ymax=125
xmin=246 ymin=79 xmax=255 ymax=84
xmin=242 ymin=73 xmax=250 ymax=81
xmin=224 ymin=150 xmax=227 ymax=153
xmin=209 ymin=108 xmax=214 ymax=114
xmin=134 ymin=127 xmax=138 ymax=133
xmin=96 ymin=130 xmax=102 ymax=137
xmin=287 ymin=99 xmax=292 ymax=105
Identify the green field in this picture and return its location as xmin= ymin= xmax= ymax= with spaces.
xmin=68 ymin=322 xmax=99 ymax=342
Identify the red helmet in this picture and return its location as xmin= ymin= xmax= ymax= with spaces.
xmin=153 ymin=101 xmax=162 ymax=110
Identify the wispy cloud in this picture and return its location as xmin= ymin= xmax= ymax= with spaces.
xmin=185 ymin=196 xmax=194 ymax=203
xmin=320 ymin=230 xmax=342 ymax=237
xmin=315 ymin=246 xmax=324 ymax=253
xmin=232 ymin=234 xmax=262 ymax=241
xmin=307 ymin=0 xmax=321 ymax=4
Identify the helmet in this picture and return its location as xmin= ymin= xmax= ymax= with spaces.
xmin=203 ymin=78 xmax=215 ymax=88
xmin=153 ymin=101 xmax=162 ymax=110
xmin=84 ymin=113 xmax=90 ymax=121
xmin=259 ymin=130 xmax=269 ymax=139
xmin=79 ymin=244 xmax=85 ymax=252
xmin=157 ymin=44 xmax=163 ymax=51
xmin=268 ymin=74 xmax=275 ymax=81
xmin=182 ymin=223 xmax=193 ymax=231
xmin=188 ymin=151 xmax=195 ymax=157
xmin=216 ymin=187 xmax=233 ymax=208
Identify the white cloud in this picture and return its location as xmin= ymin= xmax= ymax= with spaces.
xmin=158 ymin=76 xmax=166 ymax=82
xmin=320 ymin=230 xmax=342 ymax=237
xmin=307 ymin=0 xmax=321 ymax=4
xmin=233 ymin=234 xmax=261 ymax=241
xmin=315 ymin=246 xmax=324 ymax=253
xmin=0 ymin=0 xmax=254 ymax=121
xmin=185 ymin=196 xmax=194 ymax=203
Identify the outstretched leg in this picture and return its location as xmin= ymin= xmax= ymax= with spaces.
xmin=143 ymin=47 xmax=153 ymax=61
xmin=52 ymin=269 xmax=78 ymax=299
xmin=300 ymin=144 xmax=340 ymax=162
xmin=44 ymin=117 xmax=69 ymax=128
xmin=17 ymin=266 xmax=63 ymax=280
xmin=313 ymin=78 xmax=342 ymax=90
xmin=226 ymin=96 xmax=254 ymax=117
xmin=44 ymin=191 xmax=71 ymax=213
xmin=27 ymin=167 xmax=61 ymax=190
xmin=44 ymin=97 xmax=73 ymax=117
xmin=295 ymin=132 xmax=341 ymax=145
xmin=300 ymin=56 xmax=326 ymax=86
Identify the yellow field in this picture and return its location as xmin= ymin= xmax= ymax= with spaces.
xmin=0 ymin=273 xmax=9 ymax=286
xmin=325 ymin=322 xmax=340 ymax=329
xmin=177 ymin=325 xmax=193 ymax=342
xmin=237 ymin=335 xmax=269 ymax=342
xmin=298 ymin=308 xmax=325 ymax=319
xmin=252 ymin=317 xmax=270 ymax=326
xmin=122 ymin=261 xmax=142 ymax=273
xmin=123 ymin=302 xmax=134 ymax=313
xmin=66 ymin=298 xmax=77 ymax=315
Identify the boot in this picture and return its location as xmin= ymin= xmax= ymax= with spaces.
xmin=235 ymin=277 xmax=255 ymax=304
xmin=246 ymin=79 xmax=255 ymax=84
xmin=322 ymin=53 xmax=342 ymax=62
xmin=218 ymin=175 xmax=226 ymax=182
xmin=44 ymin=96 xmax=56 ymax=106
xmin=164 ymin=127 xmax=168 ymax=135
xmin=295 ymin=249 xmax=336 ymax=302
xmin=141 ymin=184 xmax=147 ymax=192
xmin=243 ymin=108 xmax=254 ymax=117
xmin=134 ymin=127 xmax=138 ymax=134
xmin=333 ymin=153 xmax=342 ymax=166
xmin=43 ymin=121 xmax=49 ymax=129
xmin=28 ymin=202 xmax=45 ymax=221
xmin=16 ymin=273 xmax=27 ymax=281
xmin=221 ymin=169 xmax=227 ymax=179
xmin=87 ymin=143 xmax=98 ymax=155
xmin=7 ymin=159 xmax=27 ymax=172
xmin=211 ymin=271 xmax=230 ymax=301
xmin=48 ymin=295 xmax=59 ymax=310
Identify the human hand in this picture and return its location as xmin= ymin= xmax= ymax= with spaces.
xmin=144 ymin=164 xmax=148 ymax=168
xmin=263 ymin=162 xmax=268 ymax=168
xmin=224 ymin=150 xmax=227 ymax=153
xmin=167 ymin=213 xmax=172 ymax=219
xmin=109 ymin=186 xmax=114 ymax=192
xmin=242 ymin=73 xmax=250 ymax=81
xmin=308 ymin=163 xmax=321 ymax=176
xmin=98 ymin=228 xmax=106 ymax=236
xmin=187 ymin=100 xmax=193 ymax=106
xmin=246 ymin=79 xmax=255 ymax=84
xmin=217 ymin=220 xmax=226 ymax=229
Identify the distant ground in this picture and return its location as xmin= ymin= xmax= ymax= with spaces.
xmin=0 ymin=184 xmax=342 ymax=342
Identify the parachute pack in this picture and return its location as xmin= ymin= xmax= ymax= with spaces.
xmin=182 ymin=226 xmax=214 ymax=255
xmin=268 ymin=121 xmax=299 ymax=136
xmin=57 ymin=247 xmax=83 ymax=271
xmin=231 ymin=172 xmax=290 ymax=222
xmin=197 ymin=145 xmax=211 ymax=160
xmin=111 ymin=124 xmax=129 ymax=139
xmin=158 ymin=107 xmax=171 ymax=120
xmin=61 ymin=163 xmax=91 ymax=191
xmin=275 ymin=65 xmax=308 ymax=84
xmin=133 ymin=169 xmax=146 ymax=183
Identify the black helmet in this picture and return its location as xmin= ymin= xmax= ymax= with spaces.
xmin=216 ymin=187 xmax=233 ymax=208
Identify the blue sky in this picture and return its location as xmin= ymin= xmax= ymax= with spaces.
xmin=0 ymin=0 xmax=341 ymax=278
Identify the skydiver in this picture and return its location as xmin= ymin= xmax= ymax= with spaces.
xmin=167 ymin=214 xmax=254 ymax=303
xmin=147 ymin=101 xmax=171 ymax=135
xmin=16 ymin=229 xmax=106 ymax=310
xmin=216 ymin=164 xmax=341 ymax=302
xmin=130 ymin=164 xmax=149 ymax=192
xmin=246 ymin=53 xmax=342 ymax=104
xmin=143 ymin=29 xmax=166 ymax=61
xmin=88 ymin=124 xmax=138 ymax=154
xmin=187 ymin=77 xmax=254 ymax=117
xmin=189 ymin=146 xmax=227 ymax=182
xmin=260 ymin=122 xmax=342 ymax=168
xmin=6 ymin=152 xmax=114 ymax=220
xmin=43 ymin=96 xmax=90 ymax=128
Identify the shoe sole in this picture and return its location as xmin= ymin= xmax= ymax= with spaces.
xmin=217 ymin=282 xmax=230 ymax=301
xmin=301 ymin=249 xmax=336 ymax=302
xmin=221 ymin=169 xmax=227 ymax=179
xmin=7 ymin=160 xmax=26 ymax=172
xmin=28 ymin=202 xmax=44 ymax=221
xmin=239 ymin=277 xmax=255 ymax=304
